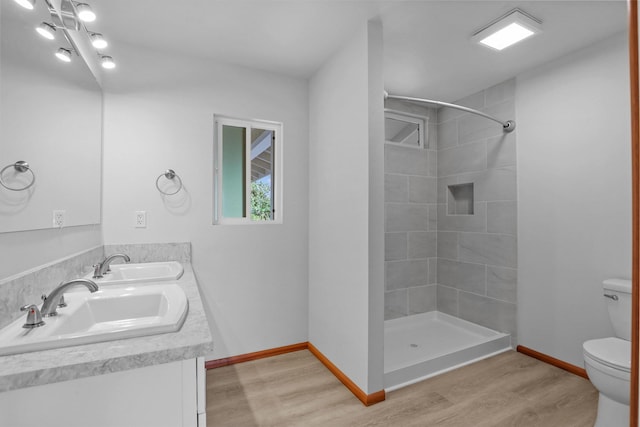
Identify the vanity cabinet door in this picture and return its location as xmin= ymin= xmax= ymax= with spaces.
xmin=0 ymin=359 xmax=200 ymax=427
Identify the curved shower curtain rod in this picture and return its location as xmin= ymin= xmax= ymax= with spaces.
xmin=384 ymin=91 xmax=515 ymax=133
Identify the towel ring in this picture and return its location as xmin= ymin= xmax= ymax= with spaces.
xmin=0 ymin=161 xmax=36 ymax=191
xmin=155 ymin=169 xmax=182 ymax=195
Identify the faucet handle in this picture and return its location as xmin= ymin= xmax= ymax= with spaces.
xmin=20 ymin=304 xmax=45 ymax=329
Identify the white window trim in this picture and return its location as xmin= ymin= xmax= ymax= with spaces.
xmin=384 ymin=108 xmax=428 ymax=149
xmin=213 ymin=115 xmax=283 ymax=225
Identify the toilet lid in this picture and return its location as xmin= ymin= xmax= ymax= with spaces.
xmin=583 ymin=337 xmax=631 ymax=372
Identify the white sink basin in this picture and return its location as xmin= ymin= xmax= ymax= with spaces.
xmin=0 ymin=284 xmax=188 ymax=356
xmin=86 ymin=261 xmax=184 ymax=285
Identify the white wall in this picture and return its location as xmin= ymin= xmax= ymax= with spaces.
xmin=101 ymin=43 xmax=309 ymax=360
xmin=367 ymin=21 xmax=385 ymax=392
xmin=308 ymin=21 xmax=384 ymax=394
xmin=517 ymin=33 xmax=631 ymax=366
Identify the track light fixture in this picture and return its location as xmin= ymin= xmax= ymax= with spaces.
xmin=75 ymin=3 xmax=96 ymax=22
xmin=36 ymin=22 xmax=56 ymax=40
xmin=13 ymin=0 xmax=36 ymax=10
xmin=90 ymin=33 xmax=107 ymax=49
xmin=16 ymin=0 xmax=117 ymax=71
xmin=100 ymin=55 xmax=115 ymax=69
xmin=55 ymin=48 xmax=72 ymax=62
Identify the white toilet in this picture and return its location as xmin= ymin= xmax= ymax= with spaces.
xmin=583 ymin=278 xmax=632 ymax=427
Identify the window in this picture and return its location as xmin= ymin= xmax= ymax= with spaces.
xmin=384 ymin=109 xmax=428 ymax=149
xmin=214 ymin=115 xmax=282 ymax=224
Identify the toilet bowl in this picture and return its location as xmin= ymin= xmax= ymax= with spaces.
xmin=583 ymin=337 xmax=630 ymax=427
xmin=583 ymin=279 xmax=631 ymax=427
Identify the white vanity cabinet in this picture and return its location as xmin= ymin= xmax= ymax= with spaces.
xmin=0 ymin=263 xmax=212 ymax=427
xmin=0 ymin=357 xmax=207 ymax=427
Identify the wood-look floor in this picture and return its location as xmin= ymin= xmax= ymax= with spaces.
xmin=206 ymin=350 xmax=598 ymax=427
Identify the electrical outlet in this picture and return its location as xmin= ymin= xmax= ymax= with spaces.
xmin=134 ymin=211 xmax=147 ymax=228
xmin=52 ymin=210 xmax=65 ymax=228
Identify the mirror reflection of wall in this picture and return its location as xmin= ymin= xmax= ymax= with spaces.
xmin=0 ymin=1 xmax=102 ymax=233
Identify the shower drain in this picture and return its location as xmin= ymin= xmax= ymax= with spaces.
xmin=410 ymin=343 xmax=419 ymax=348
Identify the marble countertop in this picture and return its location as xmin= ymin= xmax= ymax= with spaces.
xmin=0 ymin=264 xmax=213 ymax=392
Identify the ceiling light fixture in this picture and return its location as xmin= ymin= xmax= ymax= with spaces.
xmin=90 ymin=33 xmax=107 ymax=49
xmin=13 ymin=0 xmax=36 ymax=10
xmin=100 ymin=55 xmax=115 ymax=69
xmin=16 ymin=0 xmax=117 ymax=72
xmin=75 ymin=3 xmax=96 ymax=22
xmin=472 ymin=9 xmax=542 ymax=51
xmin=55 ymin=47 xmax=72 ymax=62
xmin=36 ymin=22 xmax=56 ymax=40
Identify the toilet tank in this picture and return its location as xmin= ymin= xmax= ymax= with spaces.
xmin=603 ymin=278 xmax=632 ymax=341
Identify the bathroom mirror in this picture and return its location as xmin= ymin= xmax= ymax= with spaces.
xmin=0 ymin=1 xmax=102 ymax=233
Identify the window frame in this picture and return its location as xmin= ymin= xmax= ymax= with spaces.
xmin=384 ymin=109 xmax=428 ymax=149
xmin=213 ymin=115 xmax=283 ymax=225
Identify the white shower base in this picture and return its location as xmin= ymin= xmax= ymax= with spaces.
xmin=384 ymin=311 xmax=511 ymax=391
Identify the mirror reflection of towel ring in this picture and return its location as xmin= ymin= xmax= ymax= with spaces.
xmin=155 ymin=169 xmax=182 ymax=195
xmin=0 ymin=161 xmax=36 ymax=191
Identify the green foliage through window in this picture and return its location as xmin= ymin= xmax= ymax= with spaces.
xmin=251 ymin=181 xmax=272 ymax=220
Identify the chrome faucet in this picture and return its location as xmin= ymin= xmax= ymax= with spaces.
xmin=93 ymin=253 xmax=130 ymax=278
xmin=41 ymin=278 xmax=99 ymax=317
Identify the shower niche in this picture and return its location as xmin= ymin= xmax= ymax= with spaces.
xmin=447 ymin=183 xmax=474 ymax=215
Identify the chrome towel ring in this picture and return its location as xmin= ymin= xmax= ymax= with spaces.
xmin=0 ymin=161 xmax=36 ymax=191
xmin=155 ymin=169 xmax=182 ymax=195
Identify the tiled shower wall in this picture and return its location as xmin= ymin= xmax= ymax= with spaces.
xmin=383 ymin=79 xmax=518 ymax=342
xmin=436 ymin=79 xmax=518 ymax=340
xmin=384 ymin=100 xmax=438 ymax=319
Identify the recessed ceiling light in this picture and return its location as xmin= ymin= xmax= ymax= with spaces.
xmin=76 ymin=3 xmax=96 ymax=22
xmin=13 ymin=0 xmax=35 ymax=10
xmin=55 ymin=48 xmax=72 ymax=62
xmin=36 ymin=22 xmax=56 ymax=40
xmin=472 ymin=9 xmax=542 ymax=51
